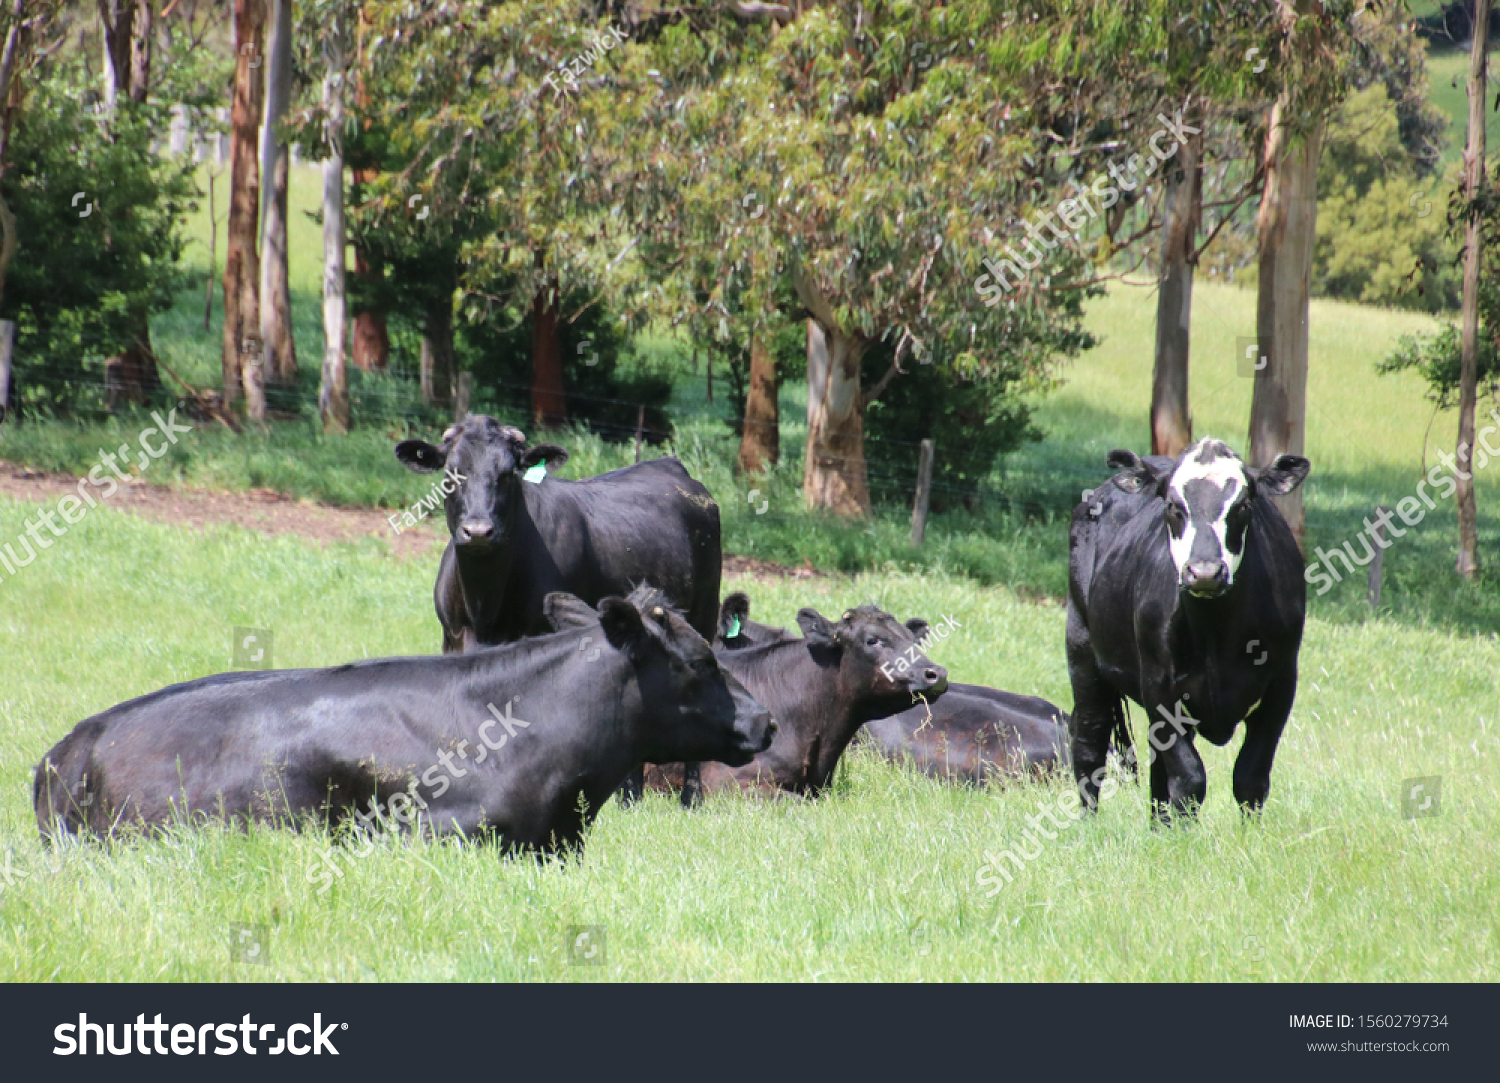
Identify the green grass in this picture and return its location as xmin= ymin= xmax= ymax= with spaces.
xmin=1422 ymin=45 xmax=1500 ymax=170
xmin=0 ymin=502 xmax=1494 ymax=980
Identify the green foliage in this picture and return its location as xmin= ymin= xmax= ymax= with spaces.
xmin=861 ymin=314 xmax=1094 ymax=507
xmin=458 ymin=286 xmax=675 ymax=444
xmin=1378 ymin=323 xmax=1500 ymax=410
xmin=0 ymin=74 xmax=197 ymax=414
xmin=1314 ymin=84 xmax=1460 ymax=312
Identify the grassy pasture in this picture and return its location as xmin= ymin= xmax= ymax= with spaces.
xmin=0 ymin=499 xmax=1495 ymax=981
xmin=1 ymin=122 xmax=1498 ymax=981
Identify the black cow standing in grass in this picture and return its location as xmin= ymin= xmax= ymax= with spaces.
xmin=34 ymin=589 xmax=773 ymax=852
xmin=716 ymin=592 xmax=1069 ymax=784
xmin=1067 ymin=437 xmax=1310 ymax=822
xmin=395 ymin=415 xmax=723 ymax=804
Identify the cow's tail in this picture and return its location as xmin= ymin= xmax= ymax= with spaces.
xmin=1110 ymin=698 xmax=1139 ymax=780
xmin=32 ymin=719 xmax=104 ymax=841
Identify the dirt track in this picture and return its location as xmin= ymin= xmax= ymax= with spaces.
xmin=0 ymin=461 xmax=824 ymax=578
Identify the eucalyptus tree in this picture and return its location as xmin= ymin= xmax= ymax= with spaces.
xmin=1247 ymin=0 xmax=1359 ymax=545
xmin=608 ymin=1 xmax=1107 ymax=516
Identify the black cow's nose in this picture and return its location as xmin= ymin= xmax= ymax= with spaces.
xmin=1184 ymin=560 xmax=1227 ymax=594
xmin=457 ymin=520 xmax=493 ymax=546
xmin=910 ymin=665 xmax=948 ymax=695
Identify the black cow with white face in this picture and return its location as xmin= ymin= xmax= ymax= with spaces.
xmin=396 ymin=416 xmax=724 ymax=805
xmin=1067 ymin=437 xmax=1310 ymax=823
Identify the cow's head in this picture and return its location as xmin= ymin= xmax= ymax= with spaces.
xmin=394 ymin=415 xmax=568 ymax=552
xmin=1108 ymin=438 xmax=1310 ymax=598
xmin=543 ymin=589 xmax=776 ymax=767
xmin=796 ymin=604 xmax=948 ymax=709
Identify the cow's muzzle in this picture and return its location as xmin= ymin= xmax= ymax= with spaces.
xmin=1182 ymin=559 xmax=1229 ymax=597
xmin=906 ymin=665 xmax=948 ymax=697
xmin=733 ymin=709 xmax=776 ymax=759
xmin=455 ymin=519 xmax=496 ymax=549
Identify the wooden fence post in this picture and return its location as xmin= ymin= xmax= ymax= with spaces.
xmin=911 ymin=438 xmax=935 ymax=546
xmin=1368 ymin=505 xmax=1389 ymax=609
xmin=633 ymin=404 xmax=645 ymax=463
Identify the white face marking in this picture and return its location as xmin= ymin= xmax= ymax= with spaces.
xmin=1165 ymin=440 xmax=1252 ymax=586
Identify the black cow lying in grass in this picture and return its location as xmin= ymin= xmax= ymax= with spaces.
xmin=716 ymin=592 xmax=1069 ymax=784
xmin=33 ymin=589 xmax=773 ymax=853
xmin=395 ymin=415 xmax=724 ymax=805
xmin=860 ymin=684 xmax=1070 ymax=785
xmin=1067 ymin=438 xmax=1310 ymax=823
xmin=580 ymin=596 xmax=947 ymax=798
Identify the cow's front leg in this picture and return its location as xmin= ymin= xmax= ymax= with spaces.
xmin=679 ymin=762 xmax=703 ymax=808
xmin=1066 ymin=608 xmax=1116 ymax=811
xmin=1144 ymin=691 xmax=1206 ymax=825
xmin=1233 ymin=670 xmax=1295 ymax=813
xmin=616 ymin=766 xmax=644 ymax=807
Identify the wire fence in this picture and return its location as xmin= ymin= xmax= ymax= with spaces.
xmin=1 ymin=361 xmax=1096 ymax=522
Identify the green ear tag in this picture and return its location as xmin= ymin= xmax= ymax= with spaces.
xmin=522 ymin=463 xmax=547 ymax=484
xmin=726 ymin=615 xmax=742 ymax=638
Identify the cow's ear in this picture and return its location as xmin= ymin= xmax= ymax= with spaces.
xmin=795 ymin=608 xmax=841 ymax=650
xmin=718 ymin=592 xmax=752 ymax=640
xmin=1256 ymin=454 xmax=1310 ymax=496
xmin=1106 ymin=449 xmax=1160 ymax=494
xmin=395 ymin=440 xmax=446 ymax=474
xmin=543 ymin=592 xmax=598 ymax=631
xmin=905 ymin=617 xmax=931 ymax=641
xmin=598 ymin=596 xmax=649 ymax=654
xmin=520 ymin=444 xmax=569 ymax=471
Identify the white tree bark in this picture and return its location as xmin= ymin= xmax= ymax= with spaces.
xmin=795 ymin=265 xmax=871 ymax=516
xmin=319 ymin=22 xmax=349 ymax=433
xmin=258 ymin=0 xmax=295 ymax=384
xmin=1248 ymin=97 xmax=1323 ymax=549
xmin=1455 ymin=0 xmax=1489 ymax=579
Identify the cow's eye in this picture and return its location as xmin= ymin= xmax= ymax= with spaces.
xmin=866 ymin=635 xmax=880 ymax=647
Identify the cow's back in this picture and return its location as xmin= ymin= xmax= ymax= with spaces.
xmin=443 ymin=456 xmax=723 ymax=646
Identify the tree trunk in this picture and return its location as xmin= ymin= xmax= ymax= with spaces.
xmin=348 ymin=10 xmax=389 ymax=374
xmin=0 ymin=318 xmax=14 ymax=423
xmin=0 ymin=1 xmax=23 ymax=318
xmin=1150 ymin=106 xmax=1202 ymax=459
xmin=1248 ymin=98 xmax=1324 ymax=549
xmin=420 ymin=299 xmax=455 ymax=408
xmin=95 ymin=0 xmax=165 ymax=402
xmin=98 ymin=0 xmax=134 ymax=111
xmin=127 ymin=0 xmax=150 ymax=104
xmin=259 ymin=0 xmax=295 ymax=386
xmin=351 ymin=243 xmax=390 ymax=371
xmin=222 ymin=0 xmax=264 ymax=420
xmin=1455 ymin=0 xmax=1489 ymax=580
xmin=803 ymin=318 xmax=870 ymax=516
xmin=0 ymin=188 xmax=14 ymax=316
xmin=104 ymin=313 xmax=162 ymax=409
xmin=319 ymin=19 xmax=348 ymax=434
xmin=737 ymin=331 xmax=779 ymax=474
xmin=531 ymin=280 xmax=567 ymax=428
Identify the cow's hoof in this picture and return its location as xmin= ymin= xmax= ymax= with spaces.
xmin=616 ymin=768 xmax=645 ymax=807
xmin=679 ymin=762 xmax=703 ymax=809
